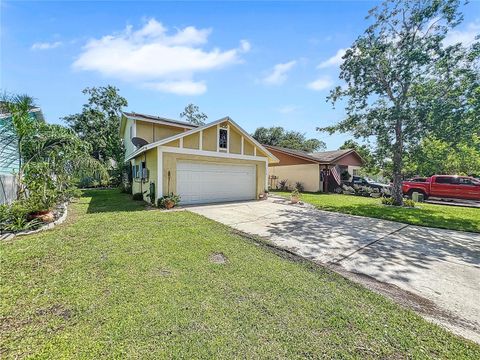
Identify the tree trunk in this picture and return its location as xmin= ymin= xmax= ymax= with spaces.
xmin=392 ymin=118 xmax=404 ymax=206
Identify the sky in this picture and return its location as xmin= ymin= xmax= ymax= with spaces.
xmin=1 ymin=1 xmax=479 ymax=150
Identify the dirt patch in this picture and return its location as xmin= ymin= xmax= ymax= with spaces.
xmin=209 ymin=252 xmax=228 ymax=264
xmin=35 ymin=304 xmax=73 ymax=320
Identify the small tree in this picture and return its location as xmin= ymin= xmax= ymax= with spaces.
xmin=63 ymin=86 xmax=127 ymax=184
xmin=180 ymin=104 xmax=208 ymax=126
xmin=319 ymin=0 xmax=468 ymax=205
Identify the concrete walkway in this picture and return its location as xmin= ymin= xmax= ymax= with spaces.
xmin=188 ymin=197 xmax=480 ymax=343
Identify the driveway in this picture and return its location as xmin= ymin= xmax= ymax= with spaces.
xmin=188 ymin=197 xmax=480 ymax=343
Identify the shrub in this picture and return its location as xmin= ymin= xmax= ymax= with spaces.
xmin=291 ymin=188 xmax=301 ymax=198
xmin=119 ymin=182 xmax=132 ymax=194
xmin=278 ymin=179 xmax=288 ymax=191
xmin=0 ymin=202 xmax=41 ymax=233
xmin=403 ymin=199 xmax=416 ymax=208
xmin=157 ymin=193 xmax=181 ymax=209
xmin=294 ymin=182 xmax=304 ymax=192
xmin=381 ymin=197 xmax=395 ymax=206
xmin=132 ymin=193 xmax=144 ymax=201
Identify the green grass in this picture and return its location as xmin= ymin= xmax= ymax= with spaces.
xmin=1 ymin=189 xmax=479 ymax=358
xmin=273 ymin=191 xmax=480 ymax=233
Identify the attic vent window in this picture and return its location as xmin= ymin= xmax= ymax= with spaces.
xmin=219 ymin=128 xmax=228 ymax=150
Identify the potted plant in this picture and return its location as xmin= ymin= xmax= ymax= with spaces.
xmin=158 ymin=193 xmax=181 ymax=209
xmin=290 ymin=189 xmax=301 ymax=204
xmin=27 ymin=190 xmax=57 ymax=223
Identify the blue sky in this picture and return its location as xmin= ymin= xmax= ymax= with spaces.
xmin=2 ymin=1 xmax=479 ymax=150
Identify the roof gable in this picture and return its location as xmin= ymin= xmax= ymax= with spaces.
xmin=126 ymin=116 xmax=279 ymax=163
xmin=264 ymin=145 xmax=364 ymax=165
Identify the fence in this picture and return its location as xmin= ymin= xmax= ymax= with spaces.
xmin=0 ymin=174 xmax=17 ymax=205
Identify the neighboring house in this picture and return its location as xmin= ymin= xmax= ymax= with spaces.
xmin=120 ymin=112 xmax=279 ymax=205
xmin=265 ymin=145 xmax=364 ymax=192
xmin=0 ymin=107 xmax=44 ymax=204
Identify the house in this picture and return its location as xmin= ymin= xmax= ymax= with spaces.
xmin=264 ymin=145 xmax=364 ymax=192
xmin=120 ymin=112 xmax=279 ymax=205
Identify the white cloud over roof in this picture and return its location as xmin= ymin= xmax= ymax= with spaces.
xmin=73 ymin=19 xmax=249 ymax=95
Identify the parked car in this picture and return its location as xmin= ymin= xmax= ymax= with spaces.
xmin=350 ymin=176 xmax=391 ymax=191
xmin=402 ymin=175 xmax=480 ymax=200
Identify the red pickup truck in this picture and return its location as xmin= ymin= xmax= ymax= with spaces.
xmin=402 ymin=175 xmax=480 ymax=200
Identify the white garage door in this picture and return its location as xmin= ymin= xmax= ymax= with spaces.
xmin=177 ymin=161 xmax=256 ymax=205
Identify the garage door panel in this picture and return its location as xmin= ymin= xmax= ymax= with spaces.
xmin=177 ymin=161 xmax=256 ymax=205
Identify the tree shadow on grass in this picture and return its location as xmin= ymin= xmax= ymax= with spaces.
xmin=84 ymin=189 xmax=150 ymax=214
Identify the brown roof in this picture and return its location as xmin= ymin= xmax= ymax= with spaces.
xmin=123 ymin=111 xmax=198 ymax=128
xmin=263 ymin=144 xmax=363 ymax=164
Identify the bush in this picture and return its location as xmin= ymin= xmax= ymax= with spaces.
xmin=157 ymin=193 xmax=181 ymax=209
xmin=294 ymin=182 xmax=304 ymax=192
xmin=403 ymin=199 xmax=416 ymax=208
xmin=278 ymin=179 xmax=288 ymax=191
xmin=0 ymin=202 xmax=41 ymax=233
xmin=132 ymin=193 xmax=144 ymax=201
xmin=381 ymin=197 xmax=395 ymax=206
xmin=291 ymin=188 xmax=301 ymax=198
xmin=119 ymin=182 xmax=132 ymax=194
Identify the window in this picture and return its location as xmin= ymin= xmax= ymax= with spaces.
xmin=129 ymin=125 xmax=133 ymax=140
xmin=435 ymin=176 xmax=457 ymax=184
xmin=219 ymin=128 xmax=228 ymax=150
xmin=352 ymin=169 xmax=360 ymax=176
xmin=458 ymin=178 xmax=474 ymax=186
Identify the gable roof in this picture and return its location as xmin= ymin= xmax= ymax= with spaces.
xmin=264 ymin=144 xmax=364 ymax=165
xmin=126 ymin=116 xmax=279 ymax=163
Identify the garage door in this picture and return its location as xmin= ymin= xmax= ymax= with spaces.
xmin=177 ymin=161 xmax=256 ymax=205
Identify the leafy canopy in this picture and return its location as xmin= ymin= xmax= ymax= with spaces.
xmin=253 ymin=126 xmax=325 ymax=153
xmin=318 ymin=0 xmax=473 ymax=204
xmin=180 ymin=104 xmax=208 ymax=126
xmin=64 ymin=86 xmax=128 ymax=165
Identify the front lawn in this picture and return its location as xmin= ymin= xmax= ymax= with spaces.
xmin=273 ymin=191 xmax=480 ymax=233
xmin=1 ymin=189 xmax=479 ymax=358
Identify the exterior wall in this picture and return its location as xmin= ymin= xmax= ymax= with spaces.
xmin=165 ymin=139 xmax=180 ymax=147
xmin=268 ymin=148 xmax=315 ymax=166
xmin=131 ymin=148 xmax=158 ymax=203
xmin=244 ymin=141 xmax=254 ymax=156
xmin=183 ymin=133 xmax=200 ymax=149
xmin=202 ymin=126 xmax=217 ymax=151
xmin=162 ymin=152 xmax=266 ymax=199
xmin=336 ymin=153 xmax=363 ymax=167
xmin=269 ymin=164 xmax=320 ymax=192
xmin=229 ymin=127 xmax=242 ymax=154
xmin=136 ymin=122 xmax=185 ymax=143
xmin=123 ymin=118 xmax=136 ymax=160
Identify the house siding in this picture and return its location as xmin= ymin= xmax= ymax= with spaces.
xmin=131 ymin=147 xmax=158 ymax=203
xmin=270 ymin=164 xmax=321 ymax=192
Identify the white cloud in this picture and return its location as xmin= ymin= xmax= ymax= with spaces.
xmin=317 ymin=48 xmax=346 ymax=68
xmin=444 ymin=22 xmax=480 ymax=47
xmin=73 ymin=19 xmax=249 ymax=95
xmin=262 ymin=60 xmax=296 ymax=85
xmin=144 ymin=80 xmax=206 ymax=95
xmin=307 ymin=77 xmax=333 ymax=91
xmin=31 ymin=41 xmax=62 ymax=50
xmin=277 ymin=105 xmax=299 ymax=114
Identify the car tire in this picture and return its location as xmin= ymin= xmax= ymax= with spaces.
xmin=407 ymin=189 xmax=428 ymax=200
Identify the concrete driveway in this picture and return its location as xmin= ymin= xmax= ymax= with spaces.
xmin=188 ymin=197 xmax=480 ymax=343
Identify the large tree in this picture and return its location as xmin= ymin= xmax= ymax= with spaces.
xmin=180 ymin=103 xmax=208 ymax=125
xmin=253 ymin=126 xmax=325 ymax=152
xmin=319 ymin=0 xmax=474 ymax=205
xmin=63 ymin=86 xmax=127 ymax=182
